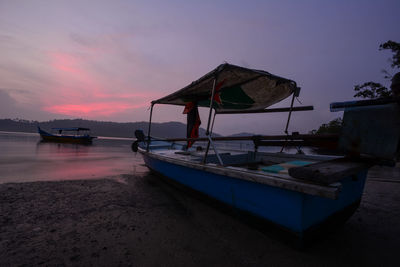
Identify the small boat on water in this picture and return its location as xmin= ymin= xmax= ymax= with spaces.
xmin=38 ymin=127 xmax=96 ymax=144
xmin=133 ymin=63 xmax=400 ymax=241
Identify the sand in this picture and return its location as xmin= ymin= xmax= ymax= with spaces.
xmin=1 ymin=166 xmax=399 ymax=266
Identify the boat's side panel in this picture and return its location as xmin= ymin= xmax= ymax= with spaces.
xmin=40 ymin=134 xmax=94 ymax=144
xmin=41 ymin=135 xmax=93 ymax=144
xmin=301 ymin=171 xmax=367 ymax=230
xmin=229 ymin=175 xmax=304 ymax=232
xmin=143 ymin=153 xmax=368 ymax=235
xmin=144 ymin=154 xmax=305 ymax=233
xmin=38 ymin=127 xmax=94 ymax=144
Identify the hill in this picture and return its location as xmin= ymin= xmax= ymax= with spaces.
xmin=0 ymin=119 xmax=219 ymax=139
xmin=228 ymin=132 xmax=255 ymax=137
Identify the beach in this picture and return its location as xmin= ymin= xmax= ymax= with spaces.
xmin=1 ymin=164 xmax=399 ymax=266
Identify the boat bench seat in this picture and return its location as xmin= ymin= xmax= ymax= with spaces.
xmin=206 ymin=152 xmax=259 ymax=166
xmin=261 ymin=160 xmax=312 ymax=175
xmin=288 ymin=157 xmax=373 ymax=184
xmin=174 ymin=151 xmax=192 ymax=155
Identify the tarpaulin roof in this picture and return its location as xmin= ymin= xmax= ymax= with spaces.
xmin=152 ymin=63 xmax=298 ymax=113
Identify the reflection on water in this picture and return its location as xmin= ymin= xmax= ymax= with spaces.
xmin=0 ymin=131 xmax=145 ymax=184
xmin=36 ymin=141 xmax=91 ymax=156
xmin=0 ymin=130 xmax=321 ymax=184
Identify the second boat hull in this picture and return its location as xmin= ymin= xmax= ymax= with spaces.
xmin=40 ymin=134 xmax=94 ymax=144
xmin=38 ymin=127 xmax=95 ymax=144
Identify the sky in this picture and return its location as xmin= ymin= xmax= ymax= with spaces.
xmin=0 ymin=0 xmax=399 ymax=135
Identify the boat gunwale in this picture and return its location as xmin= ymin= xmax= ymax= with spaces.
xmin=139 ymin=148 xmax=341 ymax=199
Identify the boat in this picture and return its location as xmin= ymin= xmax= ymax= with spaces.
xmin=38 ymin=126 xmax=96 ymax=144
xmin=133 ymin=63 xmax=400 ymax=241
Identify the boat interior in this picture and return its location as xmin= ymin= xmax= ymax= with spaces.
xmin=142 ymin=137 xmax=376 ymax=191
xmin=148 ymin=140 xmax=336 ymax=177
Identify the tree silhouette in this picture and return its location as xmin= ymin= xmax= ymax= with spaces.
xmin=310 ymin=117 xmax=342 ymax=135
xmin=354 ymin=40 xmax=400 ymax=99
xmin=379 ymin=40 xmax=400 ymax=69
xmin=354 ymin=82 xmax=392 ymax=99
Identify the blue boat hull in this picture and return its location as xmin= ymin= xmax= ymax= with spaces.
xmin=142 ymin=152 xmax=367 ymax=237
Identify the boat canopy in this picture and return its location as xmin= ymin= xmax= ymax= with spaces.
xmin=51 ymin=127 xmax=90 ymax=131
xmin=152 ymin=63 xmax=299 ymax=113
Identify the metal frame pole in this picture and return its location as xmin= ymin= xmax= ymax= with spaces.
xmin=210 ymin=111 xmax=217 ymax=136
xmin=146 ymin=103 xmax=154 ymax=152
xmin=284 ymin=93 xmax=296 ymax=135
xmin=206 ymin=78 xmax=217 ymax=136
xmin=203 ymin=77 xmax=218 ymax=164
xmin=208 ymin=135 xmax=223 ymax=165
xmin=205 ymin=109 xmax=223 ymax=165
xmin=281 ymin=93 xmax=296 ymax=152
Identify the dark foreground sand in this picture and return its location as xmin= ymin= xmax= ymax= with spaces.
xmin=1 ymin=166 xmax=399 ymax=266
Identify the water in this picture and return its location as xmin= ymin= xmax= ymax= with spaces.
xmin=0 ymin=131 xmax=144 ymax=184
xmin=0 ymin=131 xmax=322 ymax=184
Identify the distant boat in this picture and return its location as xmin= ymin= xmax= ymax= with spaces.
xmin=133 ymin=63 xmax=400 ymax=242
xmin=38 ymin=126 xmax=96 ymax=144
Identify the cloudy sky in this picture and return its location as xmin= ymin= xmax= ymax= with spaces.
xmin=0 ymin=0 xmax=399 ymax=135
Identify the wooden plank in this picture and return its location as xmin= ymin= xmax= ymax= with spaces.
xmin=162 ymin=134 xmax=339 ymax=143
xmin=256 ymin=151 xmax=337 ymax=162
xmin=330 ymin=97 xmax=400 ymax=112
xmin=253 ymin=140 xmax=338 ymax=148
xmin=216 ymin=105 xmax=314 ymax=114
xmin=288 ymin=157 xmax=373 ymax=185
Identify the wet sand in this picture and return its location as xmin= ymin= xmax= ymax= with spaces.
xmin=1 ymin=165 xmax=399 ymax=266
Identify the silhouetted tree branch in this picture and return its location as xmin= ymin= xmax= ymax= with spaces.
xmin=310 ymin=118 xmax=342 ymax=135
xmin=354 ymin=82 xmax=392 ymax=99
xmin=354 ymin=40 xmax=399 ymax=99
xmin=379 ymin=40 xmax=400 ymax=69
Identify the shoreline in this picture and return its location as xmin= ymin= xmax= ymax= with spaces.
xmin=1 ymin=166 xmax=399 ymax=266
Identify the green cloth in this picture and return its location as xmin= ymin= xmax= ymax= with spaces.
xmin=262 ymin=160 xmax=312 ymax=174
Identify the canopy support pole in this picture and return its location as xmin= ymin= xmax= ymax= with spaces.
xmin=281 ymin=93 xmax=296 ymax=152
xmin=208 ymin=135 xmax=223 ymax=165
xmin=284 ymin=93 xmax=296 ymax=134
xmin=146 ymin=104 xmax=154 ymax=152
xmin=206 ymin=78 xmax=217 ymax=136
xmin=203 ymin=77 xmax=223 ymax=165
xmin=210 ymin=110 xmax=217 ymax=136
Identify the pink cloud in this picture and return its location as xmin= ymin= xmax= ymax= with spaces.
xmin=44 ymin=102 xmax=149 ymax=117
xmin=43 ymin=51 xmax=155 ymax=118
xmin=51 ymin=52 xmax=83 ymax=75
xmin=93 ymin=92 xmax=157 ymax=99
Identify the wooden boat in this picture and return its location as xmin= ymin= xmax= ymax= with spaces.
xmin=133 ymin=63 xmax=400 ymax=240
xmin=38 ymin=126 xmax=96 ymax=144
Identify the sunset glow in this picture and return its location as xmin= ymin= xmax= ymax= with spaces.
xmin=44 ymin=102 xmax=149 ymax=117
xmin=51 ymin=53 xmax=82 ymax=75
xmin=0 ymin=0 xmax=398 ymax=133
xmin=43 ymin=51 xmax=155 ymax=118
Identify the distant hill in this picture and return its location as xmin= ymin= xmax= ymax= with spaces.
xmin=0 ymin=119 xmax=220 ymax=139
xmin=228 ymin=132 xmax=255 ymax=137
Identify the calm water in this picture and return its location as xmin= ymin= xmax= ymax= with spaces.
xmin=0 ymin=131 xmax=144 ymax=184
xmin=0 ymin=131 xmax=320 ymax=184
